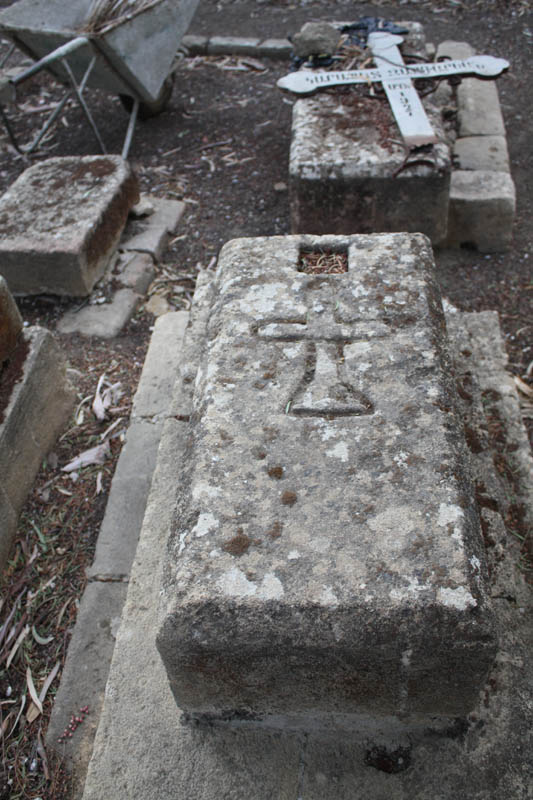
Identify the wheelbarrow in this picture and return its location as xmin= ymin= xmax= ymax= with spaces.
xmin=0 ymin=0 xmax=199 ymax=157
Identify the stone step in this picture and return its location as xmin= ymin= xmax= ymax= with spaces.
xmin=0 ymin=156 xmax=138 ymax=297
xmin=156 ymin=233 xmax=496 ymax=723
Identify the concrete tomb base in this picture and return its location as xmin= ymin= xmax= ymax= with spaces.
xmin=80 ymin=239 xmax=533 ymax=799
xmin=289 ymin=32 xmax=515 ymax=252
xmin=0 ymin=156 xmax=139 ymax=296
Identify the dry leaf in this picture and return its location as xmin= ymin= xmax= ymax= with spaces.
xmin=92 ymin=374 xmax=107 ymax=421
xmin=96 ymin=472 xmax=103 ymax=495
xmin=10 ymin=695 xmax=26 ymax=737
xmin=31 ymin=626 xmax=54 ymax=646
xmin=62 ymin=441 xmax=111 ymax=472
xmin=37 ymin=730 xmax=50 ymax=780
xmin=6 ymin=625 xmax=29 ymax=669
xmin=514 ymin=375 xmax=533 ymax=398
xmin=26 ymin=666 xmax=43 ymax=715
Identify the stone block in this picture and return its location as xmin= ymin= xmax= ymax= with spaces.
xmin=0 ymin=156 xmax=139 ymax=296
xmin=454 ymin=135 xmax=510 ymax=173
xmin=0 ymin=275 xmax=22 ymax=363
xmin=458 ymin=78 xmax=506 ymax=137
xmin=289 ymin=94 xmax=451 ymax=242
xmin=121 ymin=197 xmax=185 ymax=261
xmin=255 ymin=39 xmax=292 ymax=59
xmin=0 ymin=326 xmax=74 ymax=569
xmin=446 ymin=170 xmax=515 ymax=252
xmin=207 ymin=36 xmax=261 ymax=56
xmin=436 ymin=41 xmax=475 ymax=61
xmin=181 ymin=34 xmax=208 ymax=55
xmin=118 ymin=252 xmax=155 ymax=295
xmin=157 ymin=233 xmax=496 ymax=722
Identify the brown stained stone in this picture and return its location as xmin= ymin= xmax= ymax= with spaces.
xmin=0 ymin=275 xmax=22 ymax=363
xmin=222 ymin=531 xmax=252 ymax=557
xmin=281 ymin=490 xmax=297 ymax=506
xmin=0 ymin=156 xmax=139 ymax=296
xmin=0 ymin=335 xmax=29 ymax=424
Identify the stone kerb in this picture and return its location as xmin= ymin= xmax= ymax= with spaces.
xmin=288 ymin=32 xmax=515 ymax=252
xmin=0 ymin=323 xmax=75 ymax=570
xmin=0 ymin=156 xmax=139 ymax=297
xmin=157 ymin=233 xmax=497 ymax=725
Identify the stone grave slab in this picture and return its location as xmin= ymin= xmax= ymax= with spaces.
xmin=0 ymin=156 xmax=139 ymax=296
xmin=79 ymin=275 xmax=533 ymax=798
xmin=0 ymin=317 xmax=74 ymax=569
xmin=157 ymin=233 xmax=497 ymax=724
xmin=289 ymin=92 xmax=451 ymax=242
xmin=287 ymin=28 xmax=515 ymax=251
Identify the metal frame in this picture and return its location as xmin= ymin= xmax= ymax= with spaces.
xmin=0 ymin=36 xmax=140 ymax=158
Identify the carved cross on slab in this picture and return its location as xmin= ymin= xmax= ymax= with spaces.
xmin=257 ymin=298 xmax=377 ymax=417
xmin=277 ymin=31 xmax=509 ymax=147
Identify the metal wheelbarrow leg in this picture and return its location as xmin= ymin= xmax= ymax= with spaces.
xmin=0 ymin=36 xmax=141 ymax=157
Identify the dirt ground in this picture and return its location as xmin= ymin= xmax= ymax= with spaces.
xmin=0 ymin=0 xmax=531 ymax=797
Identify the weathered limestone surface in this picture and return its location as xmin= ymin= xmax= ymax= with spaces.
xmin=0 ymin=156 xmax=139 ymax=296
xmin=446 ymin=170 xmax=516 ymax=253
xmin=453 ymin=135 xmax=510 ymax=173
xmin=289 ymin=34 xmax=514 ymax=252
xmin=289 ymin=95 xmax=451 ymax=242
xmin=81 ymin=292 xmax=533 ymax=800
xmin=0 ymin=326 xmax=74 ymax=569
xmin=457 ymin=79 xmax=505 ymax=138
xmin=0 ymin=275 xmax=22 ymax=363
xmin=157 ymin=234 xmax=496 ymax=721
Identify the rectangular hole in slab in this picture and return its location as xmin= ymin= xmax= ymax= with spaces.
xmin=298 ymin=246 xmax=348 ymax=275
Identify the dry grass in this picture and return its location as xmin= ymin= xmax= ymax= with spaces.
xmin=83 ymin=0 xmax=162 ymax=33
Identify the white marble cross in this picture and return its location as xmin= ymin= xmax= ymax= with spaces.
xmin=278 ymin=31 xmax=509 ymax=147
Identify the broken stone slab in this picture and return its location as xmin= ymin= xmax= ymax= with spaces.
xmin=157 ymin=233 xmax=496 ymax=723
xmin=446 ymin=170 xmax=516 ymax=252
xmin=0 ymin=156 xmax=139 ymax=297
xmin=116 ymin=252 xmax=155 ymax=296
xmin=453 ymin=135 xmax=510 ymax=173
xmin=57 ymin=288 xmax=141 ymax=339
xmin=120 ymin=197 xmax=185 ymax=261
xmin=0 ymin=326 xmax=74 ymax=569
xmin=289 ymin=92 xmax=451 ymax=242
xmin=0 ymin=275 xmax=22 ymax=363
